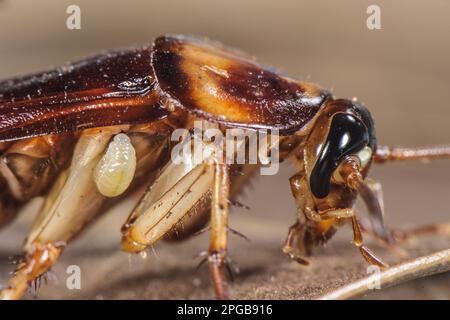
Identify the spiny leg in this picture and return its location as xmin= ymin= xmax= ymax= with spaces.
xmin=313 ymin=206 xmax=388 ymax=267
xmin=208 ymin=161 xmax=230 ymax=300
xmin=350 ymin=214 xmax=389 ymax=268
xmin=120 ymin=161 xmax=214 ymax=252
xmin=283 ymin=222 xmax=310 ymax=265
xmin=283 ymin=173 xmax=338 ymax=265
xmin=358 ymin=178 xmax=389 ymax=240
xmin=351 ymin=176 xmax=411 ymax=258
xmin=283 ymin=174 xmax=314 ymax=265
xmin=0 ymin=243 xmax=63 ymax=300
xmin=336 ymin=155 xmax=448 ymax=263
xmin=283 ymin=173 xmax=348 ymax=265
xmin=357 ymin=218 xmax=408 ymax=258
xmin=0 ymin=127 xmax=125 ymax=300
xmin=0 ymin=134 xmax=77 ymax=299
xmin=333 ymin=158 xmax=389 ymax=267
xmin=1 ymin=121 xmax=176 ymax=299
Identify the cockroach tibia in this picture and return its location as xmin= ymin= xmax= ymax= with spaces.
xmin=0 ymin=35 xmax=449 ymax=300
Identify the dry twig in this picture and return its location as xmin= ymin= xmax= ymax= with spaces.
xmin=318 ymin=248 xmax=450 ymax=300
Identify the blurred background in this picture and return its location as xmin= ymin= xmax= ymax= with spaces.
xmin=0 ymin=0 xmax=449 ymax=299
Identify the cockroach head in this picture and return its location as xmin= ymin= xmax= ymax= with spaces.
xmin=307 ymin=99 xmax=377 ymax=199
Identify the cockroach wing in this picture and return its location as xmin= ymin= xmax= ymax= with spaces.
xmin=0 ymin=47 xmax=169 ymax=141
xmin=152 ymin=35 xmax=330 ymax=133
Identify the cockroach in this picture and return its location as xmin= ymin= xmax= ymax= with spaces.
xmin=0 ymin=35 xmax=449 ymax=300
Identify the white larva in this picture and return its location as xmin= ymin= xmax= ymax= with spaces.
xmin=94 ymin=133 xmax=137 ymax=197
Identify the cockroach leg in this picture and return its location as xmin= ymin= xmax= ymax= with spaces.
xmin=289 ymin=174 xmax=322 ymax=222
xmin=282 ymin=174 xmax=317 ymax=265
xmin=361 ymin=179 xmax=384 ymax=217
xmin=208 ymin=161 xmax=231 ymax=300
xmin=364 ymin=178 xmax=384 ymax=213
xmin=351 ymin=215 xmax=388 ymax=268
xmin=333 ymin=157 xmax=389 ymax=266
xmin=320 ymin=208 xmax=355 ymax=219
xmin=358 ymin=217 xmax=408 ymax=258
xmin=357 ymin=178 xmax=405 ymax=253
xmin=0 ymin=243 xmax=63 ymax=300
xmin=353 ymin=177 xmax=393 ymax=243
xmin=120 ymin=160 xmax=213 ymax=252
xmin=0 ymin=128 xmax=124 ymax=300
xmin=282 ymin=222 xmax=310 ymax=265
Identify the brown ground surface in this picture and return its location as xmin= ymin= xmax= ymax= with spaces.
xmin=0 ymin=0 xmax=449 ymax=299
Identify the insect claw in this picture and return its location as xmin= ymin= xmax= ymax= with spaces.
xmin=359 ymin=218 xmax=409 ymax=258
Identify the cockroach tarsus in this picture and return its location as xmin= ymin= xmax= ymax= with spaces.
xmin=0 ymin=35 xmax=449 ymax=300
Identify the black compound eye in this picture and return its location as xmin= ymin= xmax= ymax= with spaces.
xmin=310 ymin=113 xmax=369 ymax=199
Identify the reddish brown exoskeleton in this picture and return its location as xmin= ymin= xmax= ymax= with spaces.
xmin=0 ymin=35 xmax=449 ymax=300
